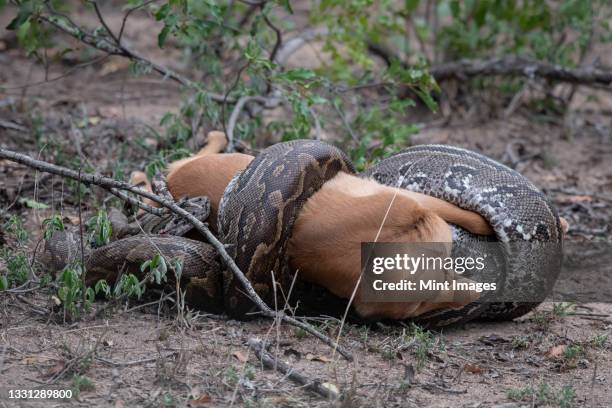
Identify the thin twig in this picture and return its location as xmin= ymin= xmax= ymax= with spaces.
xmin=96 ymin=351 xmax=179 ymax=367
xmin=40 ymin=13 xmax=229 ymax=102
xmin=248 ymin=338 xmax=340 ymax=400
xmin=118 ymin=0 xmax=159 ymax=43
xmin=226 ymin=95 xmax=279 ymax=151
xmin=0 ymin=148 xmax=353 ymax=361
xmin=107 ymin=188 xmax=165 ymax=216
xmin=91 ymin=1 xmax=120 ymax=44
xmin=262 ymin=12 xmax=282 ymax=64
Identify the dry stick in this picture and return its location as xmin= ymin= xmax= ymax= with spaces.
xmin=226 ymin=95 xmax=279 ymax=151
xmin=248 ymin=338 xmax=340 ymax=400
xmin=430 ymin=56 xmax=612 ymax=86
xmin=107 ymin=188 xmax=165 ymax=216
xmin=368 ymin=44 xmax=612 ymax=88
xmin=0 ymin=148 xmax=353 ymax=361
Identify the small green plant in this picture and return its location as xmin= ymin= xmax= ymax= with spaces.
xmin=56 ymin=263 xmax=94 ymax=320
xmin=4 ymin=215 xmax=29 ymax=243
xmin=506 ymin=385 xmax=534 ymax=402
xmin=71 ymin=375 xmax=94 ymax=399
xmin=1 ymin=215 xmax=31 ymax=289
xmin=506 ymin=381 xmax=553 ymax=405
xmin=512 ymin=335 xmax=530 ymax=349
xmin=224 ymin=366 xmax=240 ymax=387
xmin=162 ymin=393 xmax=175 ymax=407
xmin=531 ymin=310 xmax=552 ymax=331
xmin=591 ymin=334 xmax=608 ymax=348
xmin=94 ymin=279 xmax=111 ymax=299
xmin=381 ymin=347 xmax=397 ymax=361
xmin=0 ymin=250 xmax=29 ymax=289
xmin=563 ymin=344 xmax=584 ymax=361
xmin=86 ymin=209 xmax=112 ymax=248
xmin=42 ymin=214 xmax=65 ymax=240
xmin=113 ymin=273 xmax=144 ymax=300
xmin=294 ymin=327 xmax=307 ymax=339
xmin=410 ymin=323 xmax=436 ymax=369
xmin=552 ymin=302 xmax=575 ymax=317
xmin=557 ymin=385 xmax=576 ymax=408
xmin=141 ymin=254 xmax=169 ymax=286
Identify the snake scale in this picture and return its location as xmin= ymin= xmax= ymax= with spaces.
xmin=43 ymin=141 xmax=563 ymax=327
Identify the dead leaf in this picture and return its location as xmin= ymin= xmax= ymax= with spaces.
xmin=232 ymin=350 xmax=249 ymax=363
xmin=63 ymin=215 xmax=80 ymax=225
xmin=464 ymin=363 xmax=483 ymax=374
xmin=188 ymin=394 xmax=211 ymax=407
xmin=305 ymin=353 xmax=331 ymax=363
xmin=21 ymin=355 xmax=54 ymax=364
xmin=99 ymin=58 xmax=131 ymax=76
xmin=45 ymin=360 xmax=66 ymax=377
xmin=557 ymin=194 xmax=593 ymax=204
xmin=546 ymin=344 xmax=566 ymax=359
xmin=114 ymin=400 xmax=125 ymax=408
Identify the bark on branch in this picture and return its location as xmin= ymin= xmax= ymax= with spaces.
xmin=369 ymin=42 xmax=612 ymax=87
xmin=430 ymin=55 xmax=612 ymax=86
xmin=0 ymin=147 xmax=353 ymax=361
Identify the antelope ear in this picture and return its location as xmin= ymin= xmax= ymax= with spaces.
xmin=129 ymin=171 xmax=149 ymax=189
xmin=559 ymin=217 xmax=570 ymax=235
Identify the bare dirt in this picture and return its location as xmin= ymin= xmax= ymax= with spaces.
xmin=1 ymin=4 xmax=612 ymax=408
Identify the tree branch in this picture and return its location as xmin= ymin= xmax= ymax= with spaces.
xmin=369 ymin=44 xmax=612 ymax=88
xmin=429 ymin=55 xmax=612 ymax=86
xmin=0 ymin=148 xmax=353 ymax=361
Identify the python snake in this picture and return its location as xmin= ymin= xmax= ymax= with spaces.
xmin=43 ymin=141 xmax=563 ymax=326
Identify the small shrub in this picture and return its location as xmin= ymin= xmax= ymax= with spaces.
xmin=42 ymin=214 xmax=65 ymax=240
xmin=56 ymin=263 xmax=94 ymax=320
xmin=86 ymin=209 xmax=112 ymax=248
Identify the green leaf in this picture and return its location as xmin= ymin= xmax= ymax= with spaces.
xmin=158 ymin=25 xmax=171 ymax=48
xmin=19 ymin=198 xmax=49 ymax=209
xmin=0 ymin=275 xmax=8 ymax=291
xmin=6 ymin=8 xmax=31 ymax=30
xmin=154 ymin=3 xmax=171 ymax=21
xmin=404 ymin=0 xmax=420 ymax=13
xmin=276 ymin=68 xmax=317 ymax=82
xmin=279 ymin=0 xmax=293 ymax=14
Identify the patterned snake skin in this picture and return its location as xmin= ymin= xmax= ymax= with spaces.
xmin=362 ymin=145 xmax=564 ymax=324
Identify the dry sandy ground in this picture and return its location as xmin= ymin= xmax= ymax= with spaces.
xmin=1 ymin=3 xmax=612 ymax=407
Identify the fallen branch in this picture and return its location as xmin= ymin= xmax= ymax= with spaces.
xmin=430 ymin=55 xmax=612 ymax=86
xmin=0 ymin=147 xmax=353 ymax=361
xmin=368 ymin=43 xmax=612 ymax=88
xmin=248 ymin=338 xmax=340 ymax=400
